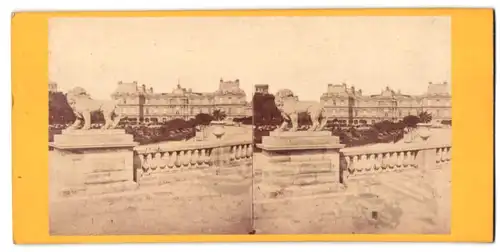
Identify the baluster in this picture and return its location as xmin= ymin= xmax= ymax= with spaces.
xmin=247 ymin=145 xmax=253 ymax=158
xmin=146 ymin=153 xmax=153 ymax=171
xmin=441 ymin=148 xmax=446 ymax=162
xmin=436 ymin=148 xmax=441 ymax=164
xmin=191 ymin=149 xmax=199 ymax=167
xmin=156 ymin=152 xmax=167 ymax=169
xmin=237 ymin=145 xmax=244 ymax=159
xmin=354 ymin=155 xmax=363 ymax=174
xmin=243 ymin=144 xmax=249 ymax=158
xmin=396 ymin=151 xmax=404 ymax=168
xmin=242 ymin=144 xmax=248 ymax=158
xmin=360 ymin=154 xmax=369 ymax=172
xmin=198 ymin=149 xmax=206 ymax=165
xmin=138 ymin=153 xmax=147 ymax=171
xmin=231 ymin=146 xmax=237 ymax=161
xmin=174 ymin=151 xmax=181 ymax=167
xmin=233 ymin=145 xmax=239 ymax=160
xmin=390 ymin=152 xmax=396 ymax=169
xmin=381 ymin=153 xmax=389 ymax=170
xmin=347 ymin=155 xmax=355 ymax=174
xmin=150 ymin=152 xmax=160 ymax=170
xmin=411 ymin=150 xmax=418 ymax=168
xmin=167 ymin=151 xmax=175 ymax=168
xmin=205 ymin=148 xmax=213 ymax=166
xmin=159 ymin=152 xmax=169 ymax=169
xmin=446 ymin=147 xmax=452 ymax=162
xmin=374 ymin=153 xmax=382 ymax=172
xmin=143 ymin=153 xmax=152 ymax=174
xmin=402 ymin=151 xmax=410 ymax=167
xmin=367 ymin=154 xmax=376 ymax=172
xmin=183 ymin=150 xmax=191 ymax=167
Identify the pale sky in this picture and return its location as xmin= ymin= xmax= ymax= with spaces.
xmin=49 ymin=16 xmax=450 ymax=101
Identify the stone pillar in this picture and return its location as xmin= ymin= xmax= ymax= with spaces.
xmin=416 ymin=148 xmax=437 ymax=170
xmin=49 ymin=129 xmax=138 ymax=198
xmin=253 ymin=131 xmax=345 ymax=233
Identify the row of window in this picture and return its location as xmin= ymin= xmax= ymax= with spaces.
xmin=120 ymin=96 xmax=246 ymax=105
xmin=321 ymin=98 xmax=451 ymax=107
xmin=325 ymin=108 xmax=451 ymax=117
xmin=119 ymin=106 xmax=246 ymax=115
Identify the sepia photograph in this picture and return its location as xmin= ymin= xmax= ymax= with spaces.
xmin=251 ymin=16 xmax=451 ymax=234
xmin=48 ymin=16 xmax=451 ymax=235
xmin=48 ymin=17 xmax=254 ymax=235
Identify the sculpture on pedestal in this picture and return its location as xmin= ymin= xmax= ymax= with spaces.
xmin=273 ymin=89 xmax=327 ymax=132
xmin=65 ymin=87 xmax=123 ymax=130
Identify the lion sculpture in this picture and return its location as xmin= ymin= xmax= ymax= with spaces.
xmin=65 ymin=87 xmax=123 ymax=130
xmin=274 ymin=89 xmax=327 ymax=132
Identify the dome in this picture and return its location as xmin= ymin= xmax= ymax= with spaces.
xmin=172 ymin=84 xmax=186 ymax=95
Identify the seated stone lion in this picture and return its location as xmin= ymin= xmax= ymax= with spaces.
xmin=274 ymin=89 xmax=326 ymax=132
xmin=66 ymin=87 xmax=123 ymax=130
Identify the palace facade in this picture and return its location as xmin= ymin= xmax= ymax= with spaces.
xmin=111 ymin=78 xmax=252 ymax=123
xmin=319 ymin=81 xmax=451 ymax=124
xmin=49 ymin=81 xmax=58 ymax=93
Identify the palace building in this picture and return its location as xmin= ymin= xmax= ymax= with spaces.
xmin=320 ymin=81 xmax=451 ymax=125
xmin=49 ymin=81 xmax=58 ymax=93
xmin=111 ymin=78 xmax=252 ymax=123
xmin=255 ymin=84 xmax=269 ymax=94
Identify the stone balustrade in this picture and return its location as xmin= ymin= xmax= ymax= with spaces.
xmin=340 ymin=143 xmax=452 ymax=180
xmin=134 ymin=139 xmax=253 ymax=181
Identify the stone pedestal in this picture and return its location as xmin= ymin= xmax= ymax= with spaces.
xmin=253 ymin=131 xmax=345 ymax=233
xmin=49 ymin=129 xmax=138 ymax=198
xmin=255 ymin=131 xmax=345 ymax=199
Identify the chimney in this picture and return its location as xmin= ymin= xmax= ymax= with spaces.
xmin=220 ymin=78 xmax=223 ymax=83
xmin=235 ymin=79 xmax=240 ymax=85
xmin=149 ymin=87 xmax=154 ymax=93
xmin=118 ymin=81 xmax=123 ymax=84
xmin=142 ymin=84 xmax=146 ymax=92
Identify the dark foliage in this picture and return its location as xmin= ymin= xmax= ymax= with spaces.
xmin=418 ymin=111 xmax=433 ymax=123
xmin=212 ymin=109 xmax=227 ymax=121
xmin=440 ymin=119 xmax=452 ymax=126
xmin=253 ymin=120 xmax=405 ymax=148
xmin=124 ymin=125 xmax=196 ymax=145
xmin=49 ymin=91 xmax=74 ymax=124
xmin=402 ymin=115 xmax=420 ymax=128
xmin=194 ymin=113 xmax=214 ymax=126
xmin=233 ymin=116 xmax=253 ymax=125
xmin=252 ymin=92 xmax=282 ymax=126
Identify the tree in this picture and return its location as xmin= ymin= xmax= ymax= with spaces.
xmin=418 ymin=111 xmax=433 ymax=123
xmin=402 ymin=115 xmax=420 ymax=128
xmin=163 ymin=118 xmax=191 ymax=131
xmin=194 ymin=113 xmax=214 ymax=126
xmin=49 ymin=91 xmax=75 ymax=125
xmin=373 ymin=120 xmax=394 ymax=133
xmin=233 ymin=116 xmax=252 ymax=125
xmin=252 ymin=92 xmax=282 ymax=125
xmin=212 ymin=109 xmax=227 ymax=121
